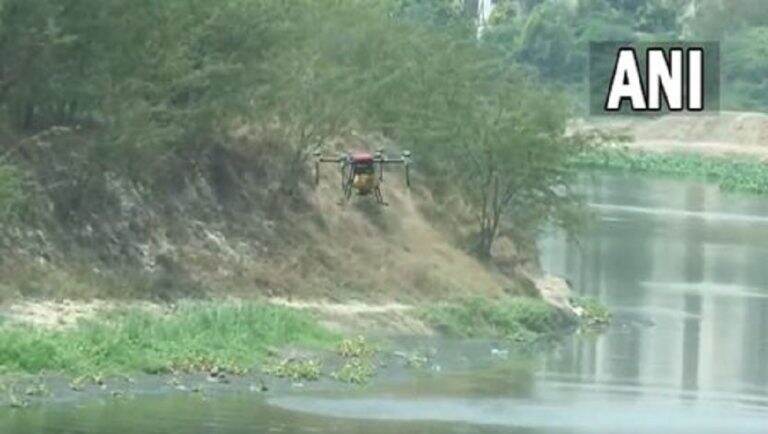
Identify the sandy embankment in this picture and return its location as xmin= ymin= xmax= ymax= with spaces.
xmin=578 ymin=111 xmax=768 ymax=159
xmin=1 ymin=273 xmax=579 ymax=335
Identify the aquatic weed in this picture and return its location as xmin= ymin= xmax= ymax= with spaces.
xmin=332 ymin=358 xmax=375 ymax=384
xmin=262 ymin=358 xmax=322 ymax=382
xmin=570 ymin=147 xmax=768 ymax=195
xmin=337 ymin=336 xmax=376 ymax=359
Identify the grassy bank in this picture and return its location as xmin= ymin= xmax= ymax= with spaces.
xmin=0 ymin=296 xmax=610 ymax=381
xmin=419 ymin=297 xmax=568 ymax=344
xmin=570 ymin=147 xmax=768 ymax=195
xmin=0 ymin=303 xmax=338 ymax=376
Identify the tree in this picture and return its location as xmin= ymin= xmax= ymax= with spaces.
xmin=721 ymin=26 xmax=768 ymax=110
xmin=363 ymin=29 xmax=581 ymax=258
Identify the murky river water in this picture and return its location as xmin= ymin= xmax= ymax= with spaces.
xmin=2 ymin=172 xmax=767 ymax=433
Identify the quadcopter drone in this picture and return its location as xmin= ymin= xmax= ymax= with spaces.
xmin=313 ymin=149 xmax=412 ymax=204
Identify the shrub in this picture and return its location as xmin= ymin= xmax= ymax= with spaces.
xmin=420 ymin=296 xmax=558 ymax=343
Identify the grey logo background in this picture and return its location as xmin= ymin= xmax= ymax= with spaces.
xmin=589 ymin=41 xmax=720 ymax=115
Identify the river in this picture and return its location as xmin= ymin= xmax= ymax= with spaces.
xmin=2 ymin=172 xmax=767 ymax=433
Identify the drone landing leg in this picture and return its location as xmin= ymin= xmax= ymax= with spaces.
xmin=374 ymin=187 xmax=388 ymax=206
xmin=338 ymin=176 xmax=353 ymax=206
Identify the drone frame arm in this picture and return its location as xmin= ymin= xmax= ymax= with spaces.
xmin=314 ymin=153 xmax=348 ymax=186
xmin=372 ymin=151 xmax=412 ymax=187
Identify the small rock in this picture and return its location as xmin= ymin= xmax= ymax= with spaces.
xmin=206 ymin=372 xmax=229 ymax=384
xmin=250 ymin=380 xmax=269 ymax=393
xmin=9 ymin=399 xmax=28 ymax=409
xmin=490 ymin=348 xmax=509 ymax=358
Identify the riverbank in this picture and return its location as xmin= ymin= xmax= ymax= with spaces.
xmin=570 ymin=146 xmax=768 ymax=194
xmin=570 ymin=112 xmax=768 ymax=194
xmin=0 ymin=297 xmax=609 ymax=408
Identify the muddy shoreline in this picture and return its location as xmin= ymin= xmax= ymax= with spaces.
xmin=0 ymin=335 xmax=553 ymax=410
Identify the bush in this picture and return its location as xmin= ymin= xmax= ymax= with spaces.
xmin=420 ymin=296 xmax=559 ymax=343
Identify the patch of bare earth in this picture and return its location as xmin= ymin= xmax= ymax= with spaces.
xmin=578 ymin=111 xmax=768 ymax=159
xmin=0 ymin=298 xmax=429 ymax=335
xmin=1 ymin=299 xmax=164 ymax=329
xmin=268 ymin=298 xmax=432 ymax=335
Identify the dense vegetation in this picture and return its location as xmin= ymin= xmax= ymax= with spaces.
xmin=572 ymin=146 xmax=768 ymax=194
xmin=0 ymin=303 xmax=337 ymax=375
xmin=478 ymin=0 xmax=768 ymax=111
xmin=0 ymin=0 xmax=588 ymax=263
xmin=3 ymin=0 xmax=765 ymax=298
xmin=420 ymin=296 xmax=565 ymax=343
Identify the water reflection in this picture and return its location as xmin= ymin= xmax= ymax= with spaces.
xmin=540 ymin=172 xmax=768 ymax=406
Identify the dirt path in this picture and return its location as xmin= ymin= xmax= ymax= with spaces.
xmin=0 ymin=299 xmax=166 ymax=329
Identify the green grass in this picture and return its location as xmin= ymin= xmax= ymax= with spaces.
xmin=419 ymin=297 xmax=560 ymax=344
xmin=570 ymin=147 xmax=768 ymax=195
xmin=0 ymin=303 xmax=338 ymax=376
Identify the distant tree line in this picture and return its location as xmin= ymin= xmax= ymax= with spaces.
xmin=460 ymin=0 xmax=768 ymax=111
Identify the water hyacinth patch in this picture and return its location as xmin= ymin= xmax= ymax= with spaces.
xmin=570 ymin=147 xmax=768 ymax=195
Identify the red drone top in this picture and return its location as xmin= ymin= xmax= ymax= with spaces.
xmin=351 ymin=152 xmax=374 ymax=164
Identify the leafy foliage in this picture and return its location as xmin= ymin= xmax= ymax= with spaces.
xmin=333 ymin=335 xmax=378 ymax=384
xmin=262 ymin=358 xmax=323 ymax=382
xmin=721 ymin=26 xmax=768 ymax=110
xmin=337 ymin=336 xmax=377 ymax=359
xmin=0 ymin=0 xmax=590 ymax=258
xmin=476 ymin=0 xmax=768 ymax=112
xmin=0 ymin=302 xmax=338 ymax=375
xmin=332 ymin=357 xmax=376 ymax=384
